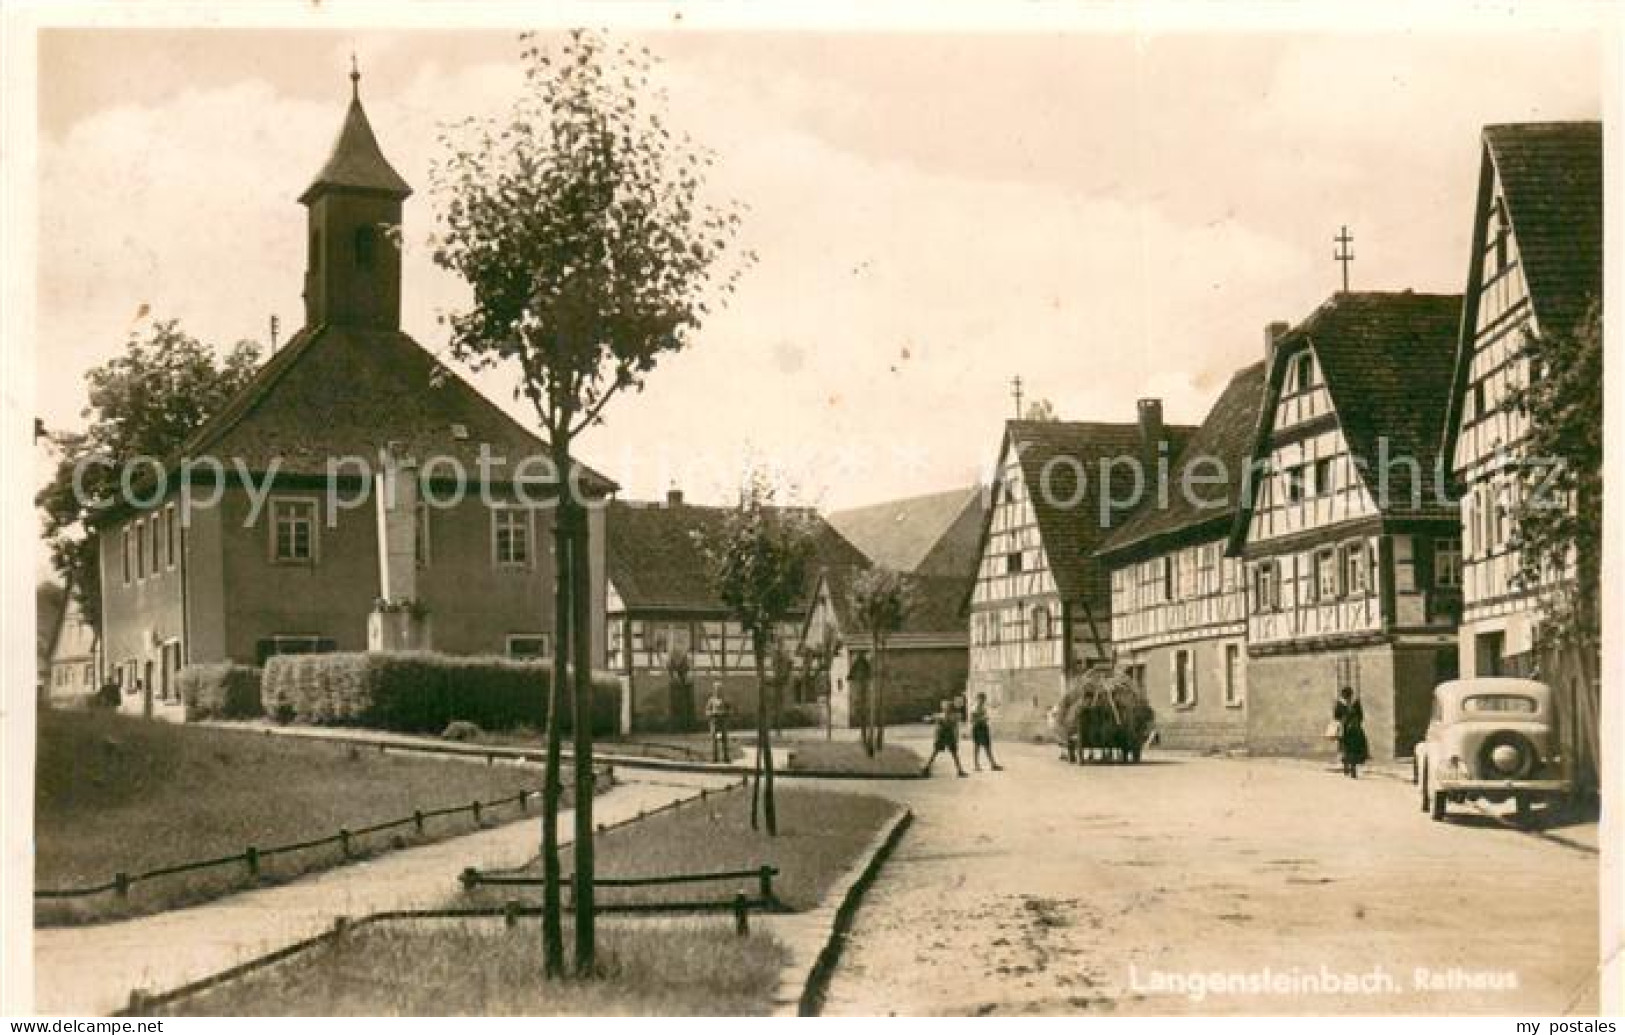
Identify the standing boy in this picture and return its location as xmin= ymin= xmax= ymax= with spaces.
xmin=921 ymin=699 xmax=968 ymax=778
xmin=970 ymin=692 xmax=1003 ymax=771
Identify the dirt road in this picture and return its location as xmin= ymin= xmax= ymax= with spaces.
xmin=818 ymin=736 xmax=1598 ymax=1016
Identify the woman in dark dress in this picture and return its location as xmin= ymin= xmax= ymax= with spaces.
xmin=1334 ymin=686 xmax=1370 ymax=778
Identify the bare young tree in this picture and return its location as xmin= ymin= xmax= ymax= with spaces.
xmin=430 ymin=29 xmax=748 ymax=975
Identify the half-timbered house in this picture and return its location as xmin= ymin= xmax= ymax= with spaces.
xmin=1443 ymin=122 xmax=1601 ymax=680
xmin=967 ymin=406 xmax=1195 ymax=738
xmin=1097 ymin=361 xmax=1267 ymax=751
xmin=604 ymin=490 xmax=869 ymax=731
xmin=1231 ymin=291 xmax=1463 ymax=759
xmin=799 ymin=568 xmax=973 ymax=728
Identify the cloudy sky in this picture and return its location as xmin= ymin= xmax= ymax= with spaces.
xmin=34 ymin=20 xmax=1604 ymax=511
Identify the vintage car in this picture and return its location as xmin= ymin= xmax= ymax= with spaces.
xmin=1414 ymin=678 xmax=1571 ymax=822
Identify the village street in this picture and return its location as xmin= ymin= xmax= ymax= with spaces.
xmin=817 ymin=734 xmax=1599 ymax=1016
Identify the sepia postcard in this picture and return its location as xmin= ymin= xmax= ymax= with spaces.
xmin=2 ymin=0 xmax=1620 ymax=1023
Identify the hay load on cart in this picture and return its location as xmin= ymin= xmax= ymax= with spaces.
xmin=1057 ymin=666 xmax=1155 ymax=764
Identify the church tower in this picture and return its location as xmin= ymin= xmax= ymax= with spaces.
xmin=299 ymin=63 xmax=412 ymax=330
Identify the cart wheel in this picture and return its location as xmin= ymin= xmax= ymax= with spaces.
xmin=1431 ymin=790 xmax=1448 ymax=822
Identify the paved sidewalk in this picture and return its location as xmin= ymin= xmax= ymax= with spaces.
xmin=33 ymin=773 xmax=731 ymax=1016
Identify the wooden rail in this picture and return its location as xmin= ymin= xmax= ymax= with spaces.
xmin=37 ymin=769 xmax=611 ymax=901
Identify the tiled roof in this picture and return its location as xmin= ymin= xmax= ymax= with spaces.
xmin=175 ymin=325 xmax=614 ymax=492
xmin=820 ymin=567 xmax=972 ymax=636
xmin=989 ymin=418 xmax=1197 ymax=602
xmin=1445 ymin=123 xmax=1602 ymax=461
xmin=299 ymin=95 xmax=413 ymax=203
xmin=1233 ymin=291 xmax=1461 ymax=545
xmin=1098 ymin=361 xmax=1268 ymax=559
xmin=828 ymin=486 xmax=985 ymax=576
xmin=605 ymin=500 xmax=870 ymax=614
xmin=1484 ymin=122 xmax=1602 ymax=340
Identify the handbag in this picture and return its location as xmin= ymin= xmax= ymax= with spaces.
xmin=1323 ymin=719 xmax=1342 ymax=740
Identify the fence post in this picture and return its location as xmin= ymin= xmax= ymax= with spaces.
xmin=504 ymin=898 xmax=520 ymax=929
xmin=472 ymin=800 xmax=482 ymax=825
xmin=339 ymin=829 xmax=352 ymax=859
xmin=459 ymin=867 xmax=479 ymax=892
xmin=733 ymin=892 xmax=749 ymax=936
xmin=245 ymin=846 xmax=260 ymax=879
xmin=758 ymin=866 xmax=774 ymax=904
xmin=114 ymin=872 xmax=130 ymax=900
xmin=413 ymin=809 xmax=424 ymax=834
xmin=518 ymin=789 xmax=529 ymax=812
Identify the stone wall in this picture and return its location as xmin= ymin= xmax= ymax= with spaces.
xmin=1245 ymin=641 xmax=1451 ymax=761
xmin=1129 ymin=635 xmax=1247 ymax=752
xmin=969 ymin=664 xmax=1068 ymax=742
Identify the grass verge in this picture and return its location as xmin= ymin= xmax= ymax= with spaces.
xmin=159 ymin=921 xmax=789 ymax=1016
xmin=36 ymin=709 xmax=577 ymax=925
xmin=466 ymin=784 xmax=900 ymax=912
xmin=781 ymin=739 xmax=924 ymax=777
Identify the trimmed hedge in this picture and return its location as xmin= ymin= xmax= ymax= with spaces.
xmin=179 ymin=664 xmax=265 ymax=720
xmin=262 ymin=651 xmax=620 ymax=736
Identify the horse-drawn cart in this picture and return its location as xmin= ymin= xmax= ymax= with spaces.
xmin=1055 ymin=666 xmax=1155 ymax=764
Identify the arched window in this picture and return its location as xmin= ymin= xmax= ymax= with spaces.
xmin=1031 ymin=604 xmax=1051 ymax=641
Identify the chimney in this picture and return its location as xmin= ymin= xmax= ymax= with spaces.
xmin=1264 ymin=321 xmax=1290 ymax=365
xmin=1137 ymin=398 xmax=1164 ymax=449
xmin=1136 ymin=398 xmax=1164 ymax=483
xmin=666 ymin=487 xmax=685 ymax=508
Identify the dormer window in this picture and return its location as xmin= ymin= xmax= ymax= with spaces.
xmin=1292 ymin=352 xmax=1314 ymax=393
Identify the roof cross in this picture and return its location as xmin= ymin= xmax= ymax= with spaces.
xmin=1011 ymin=375 xmax=1024 ymax=420
xmin=350 ymin=52 xmax=361 ymax=100
xmin=1334 ymin=225 xmax=1355 ymax=292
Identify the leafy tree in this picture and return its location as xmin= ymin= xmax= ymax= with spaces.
xmin=694 ymin=471 xmax=816 ymax=834
xmin=429 ymin=29 xmax=747 ymax=975
xmin=36 ymin=320 xmax=261 ymax=632
xmin=847 ymin=566 xmax=912 ymax=755
xmin=36 ymin=581 xmax=67 ymax=684
xmin=1502 ymin=299 xmax=1602 ymax=794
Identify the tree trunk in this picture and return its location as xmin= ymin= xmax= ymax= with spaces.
xmin=541 ymin=475 xmax=571 ymax=979
xmin=569 ymin=499 xmax=597 ymax=976
xmin=755 ymin=635 xmax=777 ymax=836
xmin=874 ymin=636 xmax=886 ymax=752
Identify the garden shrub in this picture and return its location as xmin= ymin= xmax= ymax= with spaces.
xmin=178 ymin=664 xmax=264 ymax=720
xmin=262 ymin=651 xmax=620 ymax=735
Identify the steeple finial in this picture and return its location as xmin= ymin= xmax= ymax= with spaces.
xmin=349 ymin=52 xmax=360 ymax=100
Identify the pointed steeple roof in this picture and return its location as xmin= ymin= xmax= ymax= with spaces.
xmin=298 ymin=66 xmax=412 ymax=203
